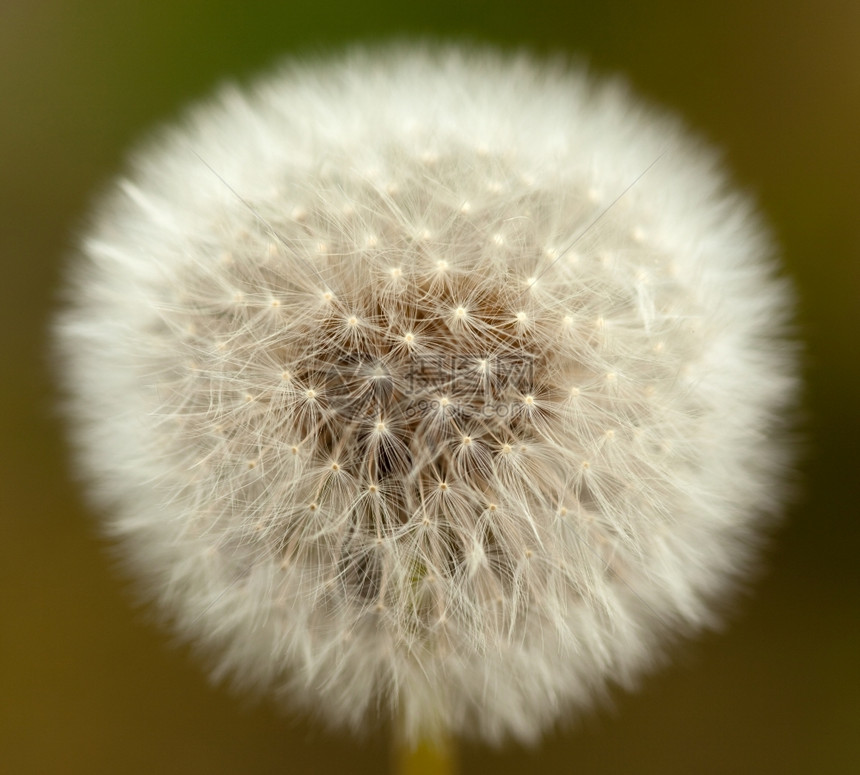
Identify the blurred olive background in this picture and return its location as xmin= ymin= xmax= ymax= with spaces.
xmin=2 ymin=1 xmax=858 ymax=773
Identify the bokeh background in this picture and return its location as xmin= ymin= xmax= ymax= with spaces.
xmin=2 ymin=1 xmax=858 ymax=773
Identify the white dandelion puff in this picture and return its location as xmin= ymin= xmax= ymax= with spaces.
xmin=54 ymin=44 xmax=798 ymax=746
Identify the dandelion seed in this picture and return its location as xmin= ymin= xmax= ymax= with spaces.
xmin=54 ymin=44 xmax=797 ymax=748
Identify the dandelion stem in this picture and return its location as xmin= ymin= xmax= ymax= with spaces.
xmin=393 ymin=719 xmax=456 ymax=775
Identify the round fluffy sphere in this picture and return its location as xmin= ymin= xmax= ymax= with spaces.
xmin=55 ymin=45 xmax=797 ymax=744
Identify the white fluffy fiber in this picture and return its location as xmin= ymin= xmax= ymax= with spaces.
xmin=55 ymin=45 xmax=797 ymax=744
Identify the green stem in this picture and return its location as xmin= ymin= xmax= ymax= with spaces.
xmin=392 ymin=720 xmax=456 ymax=775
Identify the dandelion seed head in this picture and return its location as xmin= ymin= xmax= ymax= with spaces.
xmin=54 ymin=45 xmax=797 ymax=746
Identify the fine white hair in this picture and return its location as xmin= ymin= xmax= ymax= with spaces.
xmin=55 ymin=44 xmax=797 ymax=745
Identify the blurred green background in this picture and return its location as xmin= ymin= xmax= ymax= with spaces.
xmin=2 ymin=1 xmax=858 ymax=773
